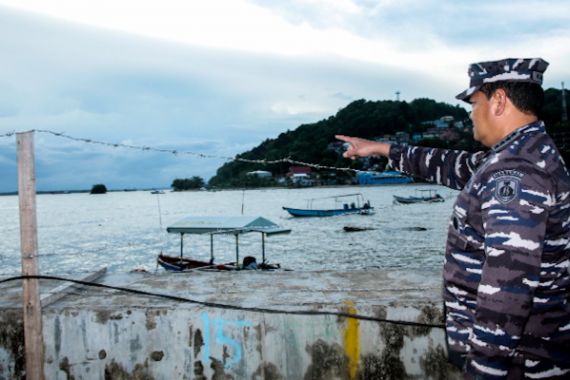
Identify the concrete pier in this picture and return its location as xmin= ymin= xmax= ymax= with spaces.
xmin=0 ymin=269 xmax=461 ymax=379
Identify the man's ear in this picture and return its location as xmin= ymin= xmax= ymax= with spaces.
xmin=492 ymin=88 xmax=507 ymax=116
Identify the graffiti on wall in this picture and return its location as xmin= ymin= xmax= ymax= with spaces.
xmin=201 ymin=312 xmax=252 ymax=369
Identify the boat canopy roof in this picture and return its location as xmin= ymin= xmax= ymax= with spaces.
xmin=166 ymin=216 xmax=291 ymax=235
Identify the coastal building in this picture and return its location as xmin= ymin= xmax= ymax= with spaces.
xmin=287 ymin=166 xmax=314 ymax=186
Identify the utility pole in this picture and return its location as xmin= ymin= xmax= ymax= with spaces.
xmin=562 ymin=82 xmax=568 ymax=127
xmin=17 ymin=131 xmax=45 ymax=380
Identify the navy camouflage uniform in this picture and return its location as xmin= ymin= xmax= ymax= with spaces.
xmin=389 ymin=58 xmax=570 ymax=379
xmin=388 ymin=58 xmax=570 ymax=379
xmin=389 ymin=122 xmax=570 ymax=379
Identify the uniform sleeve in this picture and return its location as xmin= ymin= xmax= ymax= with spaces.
xmin=465 ymin=158 xmax=553 ymax=378
xmin=388 ymin=144 xmax=485 ymax=190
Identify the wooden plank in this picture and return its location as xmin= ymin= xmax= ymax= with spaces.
xmin=41 ymin=267 xmax=108 ymax=307
xmin=17 ymin=131 xmax=45 ymax=380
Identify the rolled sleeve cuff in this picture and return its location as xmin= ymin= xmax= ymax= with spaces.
xmin=388 ymin=143 xmax=405 ymax=169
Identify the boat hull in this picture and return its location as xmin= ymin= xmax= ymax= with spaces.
xmin=157 ymin=254 xmax=236 ymax=272
xmin=157 ymin=254 xmax=281 ymax=271
xmin=282 ymin=206 xmax=374 ymax=217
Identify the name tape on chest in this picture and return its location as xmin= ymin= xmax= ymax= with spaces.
xmin=491 ymin=170 xmax=524 ymax=204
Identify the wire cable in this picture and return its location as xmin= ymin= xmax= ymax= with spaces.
xmin=0 ymin=274 xmax=445 ymax=329
xmin=0 ymin=131 xmax=16 ymax=138
xmin=2 ymin=129 xmax=362 ymax=173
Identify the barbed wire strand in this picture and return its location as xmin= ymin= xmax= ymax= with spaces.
xmin=4 ymin=128 xmax=570 ymax=172
xmin=0 ymin=274 xmax=445 ymax=329
xmin=26 ymin=129 xmax=360 ymax=173
xmin=0 ymin=131 xmax=16 ymax=138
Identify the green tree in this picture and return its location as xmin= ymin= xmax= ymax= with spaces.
xmin=209 ymin=98 xmax=469 ymax=187
xmin=209 ymin=90 xmax=567 ymax=187
xmin=171 ymin=176 xmax=205 ymax=191
xmin=90 ymin=184 xmax=107 ymax=194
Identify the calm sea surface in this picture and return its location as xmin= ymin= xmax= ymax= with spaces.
xmin=0 ymin=184 xmax=458 ymax=276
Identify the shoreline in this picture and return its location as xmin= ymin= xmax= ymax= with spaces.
xmin=0 ymin=181 xmax=435 ymax=197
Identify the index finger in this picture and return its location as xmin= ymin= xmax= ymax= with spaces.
xmin=335 ymin=135 xmax=352 ymax=143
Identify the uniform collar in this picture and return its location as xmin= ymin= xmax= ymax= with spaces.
xmin=491 ymin=120 xmax=545 ymax=153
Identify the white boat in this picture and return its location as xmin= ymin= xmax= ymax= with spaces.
xmin=393 ymin=189 xmax=444 ymax=204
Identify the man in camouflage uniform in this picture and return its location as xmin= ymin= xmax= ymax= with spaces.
xmin=337 ymin=58 xmax=570 ymax=379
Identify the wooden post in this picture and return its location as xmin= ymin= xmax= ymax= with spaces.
xmin=235 ymin=234 xmax=240 ymax=266
xmin=261 ymin=233 xmax=266 ymax=264
xmin=17 ymin=131 xmax=45 ymax=380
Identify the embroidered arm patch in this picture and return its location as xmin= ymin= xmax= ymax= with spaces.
xmin=492 ymin=170 xmax=523 ymax=204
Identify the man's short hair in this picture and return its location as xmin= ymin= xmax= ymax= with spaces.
xmin=479 ymin=81 xmax=544 ymax=117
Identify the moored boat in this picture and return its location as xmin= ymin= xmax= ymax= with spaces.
xmin=283 ymin=193 xmax=374 ymax=217
xmin=157 ymin=216 xmax=290 ymax=272
xmin=282 ymin=206 xmax=373 ymax=217
xmin=393 ymin=189 xmax=444 ymax=204
xmin=357 ymin=170 xmax=413 ymax=185
xmin=157 ymin=254 xmax=236 ymax=271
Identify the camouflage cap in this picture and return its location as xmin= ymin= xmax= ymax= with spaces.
xmin=455 ymin=58 xmax=549 ymax=102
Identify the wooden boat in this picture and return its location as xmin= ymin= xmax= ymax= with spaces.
xmin=283 ymin=193 xmax=374 ymax=217
xmin=157 ymin=216 xmax=290 ymax=272
xmin=157 ymin=254 xmax=236 ymax=271
xmin=393 ymin=189 xmax=444 ymax=204
xmin=157 ymin=254 xmax=281 ymax=271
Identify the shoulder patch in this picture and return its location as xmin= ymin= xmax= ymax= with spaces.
xmin=492 ymin=170 xmax=523 ymax=204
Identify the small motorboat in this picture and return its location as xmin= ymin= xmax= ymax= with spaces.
xmin=283 ymin=193 xmax=374 ymax=217
xmin=157 ymin=254 xmax=236 ymax=271
xmin=393 ymin=189 xmax=444 ymax=204
xmin=157 ymin=216 xmax=290 ymax=272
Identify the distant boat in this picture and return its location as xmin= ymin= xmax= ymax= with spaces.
xmin=157 ymin=215 xmax=290 ymax=272
xmin=343 ymin=225 xmax=376 ymax=232
xmin=393 ymin=189 xmax=444 ymax=204
xmin=150 ymin=190 xmax=165 ymax=194
xmin=357 ymin=171 xmax=413 ymax=185
xmin=283 ymin=193 xmax=374 ymax=217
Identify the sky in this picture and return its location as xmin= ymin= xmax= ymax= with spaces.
xmin=0 ymin=0 xmax=569 ymax=192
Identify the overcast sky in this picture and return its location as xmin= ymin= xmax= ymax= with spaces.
xmin=0 ymin=0 xmax=569 ymax=192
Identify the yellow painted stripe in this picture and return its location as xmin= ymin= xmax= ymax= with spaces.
xmin=343 ymin=300 xmax=360 ymax=380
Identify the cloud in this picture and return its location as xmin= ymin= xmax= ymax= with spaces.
xmin=0 ymin=1 xmax=569 ymax=192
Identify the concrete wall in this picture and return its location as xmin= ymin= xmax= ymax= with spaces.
xmin=0 ymin=271 xmax=462 ymax=379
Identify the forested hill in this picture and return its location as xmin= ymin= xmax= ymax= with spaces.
xmin=209 ymin=89 xmax=569 ymax=188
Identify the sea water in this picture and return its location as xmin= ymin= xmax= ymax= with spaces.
xmin=0 ymin=184 xmax=457 ymax=276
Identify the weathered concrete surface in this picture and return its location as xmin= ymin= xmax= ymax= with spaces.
xmin=0 ymin=270 xmax=461 ymax=379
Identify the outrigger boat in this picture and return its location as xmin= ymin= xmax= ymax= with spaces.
xmin=393 ymin=189 xmax=444 ymax=204
xmin=157 ymin=216 xmax=291 ymax=272
xmin=282 ymin=193 xmax=374 ymax=217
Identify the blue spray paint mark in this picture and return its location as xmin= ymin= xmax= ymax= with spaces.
xmin=200 ymin=312 xmax=252 ymax=369
xmin=215 ymin=318 xmax=252 ymax=369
